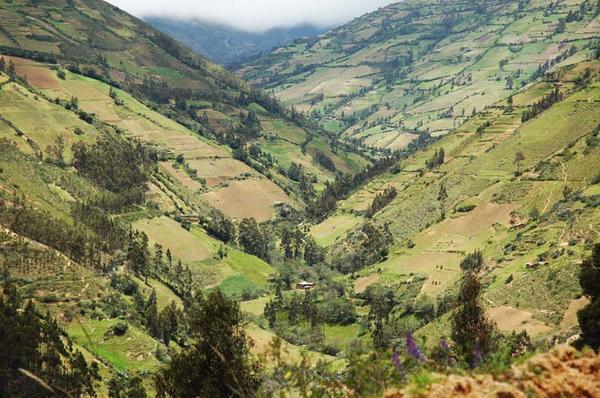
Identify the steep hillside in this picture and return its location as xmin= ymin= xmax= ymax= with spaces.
xmin=0 ymin=0 xmax=359 ymax=394
xmin=146 ymin=17 xmax=324 ymax=65
xmin=2 ymin=0 xmax=600 ymax=396
xmin=0 ymin=0 xmax=369 ymax=214
xmin=238 ymin=0 xmax=600 ymax=150
xmin=307 ymin=59 xmax=600 ymax=346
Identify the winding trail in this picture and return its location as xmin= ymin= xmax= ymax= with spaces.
xmin=542 ymin=192 xmax=553 ymax=213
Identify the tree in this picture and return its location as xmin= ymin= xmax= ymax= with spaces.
xmin=7 ymin=60 xmax=15 ymax=78
xmin=281 ymin=227 xmax=294 ymax=260
xmin=578 ymin=243 xmax=600 ymax=349
xmin=72 ymin=135 xmax=154 ymax=207
xmin=459 ymin=250 xmax=484 ymax=273
xmin=304 ymin=237 xmax=325 ymax=266
xmin=126 ymin=230 xmax=150 ymax=276
xmin=438 ymin=182 xmax=448 ymax=219
xmin=70 ymin=95 xmax=79 ymax=110
xmin=159 ymin=301 xmax=181 ymax=345
xmin=238 ymin=218 xmax=269 ymax=261
xmin=426 ymin=148 xmax=445 ymax=169
xmin=154 ymin=289 xmax=261 ymax=397
xmin=514 ymin=151 xmax=525 ymax=175
xmin=204 ymin=209 xmax=235 ymax=243
xmin=366 ymin=187 xmax=397 ymax=218
xmin=108 ymin=374 xmax=147 ymax=398
xmin=451 ymin=253 xmax=497 ymax=366
xmin=45 ymin=134 xmax=66 ymax=166
xmin=144 ymin=290 xmax=160 ymax=339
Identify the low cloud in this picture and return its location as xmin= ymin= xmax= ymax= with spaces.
xmin=106 ymin=0 xmax=396 ymax=32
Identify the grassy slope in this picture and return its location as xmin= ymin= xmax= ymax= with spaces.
xmin=238 ymin=0 xmax=600 ymax=150
xmin=0 ymin=0 xmax=368 ymax=197
xmin=313 ymin=60 xmax=600 ymax=343
xmin=0 ymin=0 xmax=371 ymax=389
xmin=133 ymin=216 xmax=276 ymax=297
xmin=2 ymin=55 xmax=296 ymax=221
xmin=0 ymin=65 xmax=308 ymax=395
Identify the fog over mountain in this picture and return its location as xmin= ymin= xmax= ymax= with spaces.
xmin=146 ymin=17 xmax=325 ymax=64
xmin=107 ymin=0 xmax=396 ymax=32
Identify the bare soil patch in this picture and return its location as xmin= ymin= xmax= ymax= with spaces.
xmin=560 ymin=296 xmax=590 ymax=329
xmin=186 ymin=158 xmax=253 ymax=187
xmin=354 ymin=274 xmax=380 ymax=293
xmin=133 ymin=216 xmax=213 ymax=263
xmin=202 ymin=178 xmax=291 ymax=222
xmin=16 ymin=65 xmax=61 ymax=90
xmin=387 ymin=346 xmax=600 ymax=398
xmin=487 ymin=305 xmax=552 ymax=337
xmin=160 ymin=162 xmax=204 ymax=192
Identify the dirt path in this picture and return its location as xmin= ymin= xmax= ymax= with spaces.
xmin=560 ymin=161 xmax=568 ymax=182
xmin=542 ymin=192 xmax=553 ymax=213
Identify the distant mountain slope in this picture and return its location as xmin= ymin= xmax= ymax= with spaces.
xmin=146 ymin=17 xmax=324 ymax=65
xmin=237 ymin=0 xmax=600 ymax=150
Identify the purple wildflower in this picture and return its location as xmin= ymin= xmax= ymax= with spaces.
xmin=405 ymin=332 xmax=425 ymax=362
xmin=439 ymin=337 xmax=451 ymax=352
xmin=439 ymin=337 xmax=457 ymax=367
xmin=391 ymin=351 xmax=404 ymax=376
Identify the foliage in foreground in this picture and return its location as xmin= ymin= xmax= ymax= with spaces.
xmin=154 ymin=289 xmax=261 ymax=397
xmin=578 ymin=243 xmax=600 ymax=349
xmin=0 ymin=273 xmax=100 ymax=397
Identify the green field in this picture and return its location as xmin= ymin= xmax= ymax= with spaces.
xmin=67 ymin=319 xmax=162 ymax=372
xmin=134 ymin=216 xmax=275 ymax=297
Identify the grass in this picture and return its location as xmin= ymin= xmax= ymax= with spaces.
xmin=0 ymin=82 xmax=99 ymax=161
xmin=133 ymin=216 xmax=214 ymax=264
xmin=323 ymin=323 xmax=362 ymax=351
xmin=310 ymin=213 xmax=363 ymax=247
xmin=219 ymin=275 xmax=259 ymax=297
xmin=134 ymin=217 xmax=275 ymax=296
xmin=67 ymin=319 xmax=162 ymax=372
xmin=307 ymin=60 xmax=600 ymax=345
xmin=133 ymin=276 xmax=183 ymax=310
xmin=240 ymin=295 xmax=272 ymax=316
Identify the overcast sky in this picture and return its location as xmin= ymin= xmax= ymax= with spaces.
xmin=106 ymin=0 xmax=397 ymax=32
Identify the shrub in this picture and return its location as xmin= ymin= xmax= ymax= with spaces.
xmin=111 ymin=322 xmax=129 ymax=336
xmin=456 ymin=204 xmax=476 ymax=213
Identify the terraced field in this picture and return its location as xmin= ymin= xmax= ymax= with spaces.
xmin=316 ymin=60 xmax=600 ymax=339
xmin=0 ymin=0 xmax=371 ymax=220
xmin=0 ymin=57 xmax=300 ymax=220
xmin=238 ymin=0 xmax=600 ymax=150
